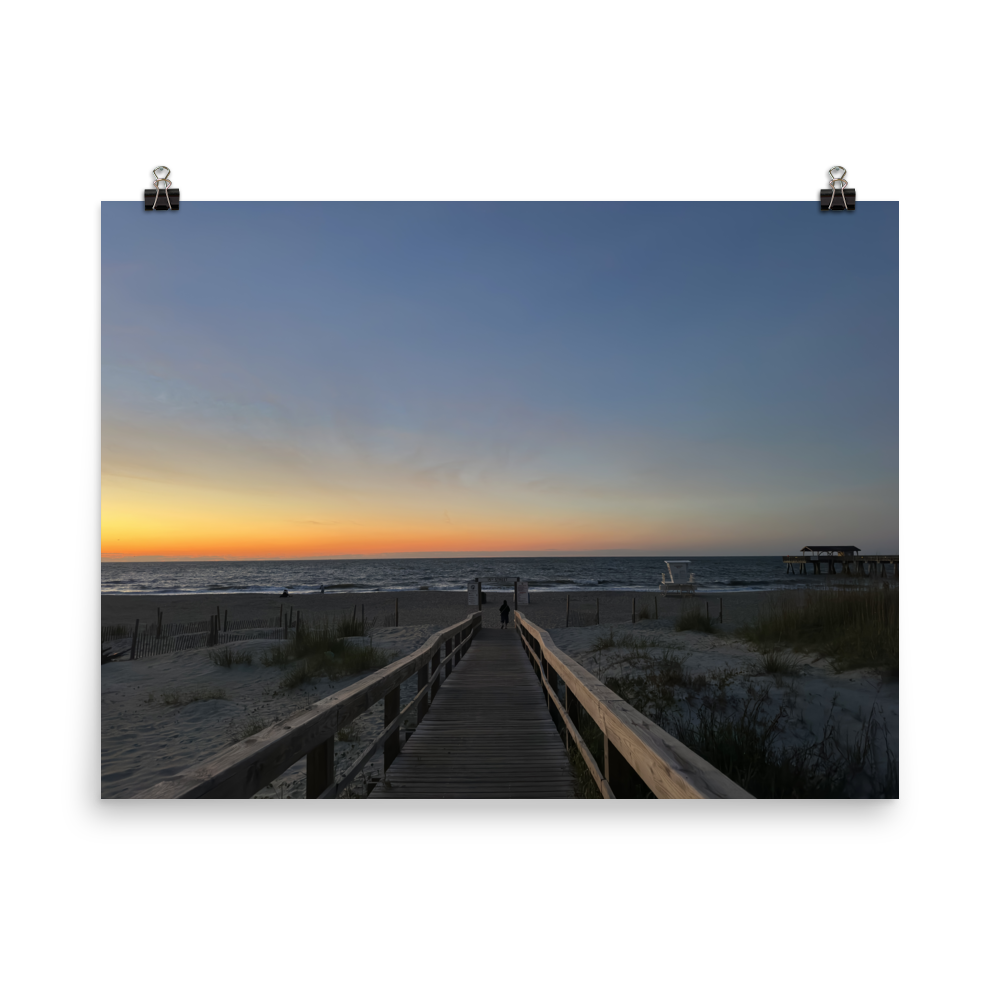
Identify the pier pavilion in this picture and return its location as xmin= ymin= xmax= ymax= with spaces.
xmin=782 ymin=546 xmax=898 ymax=576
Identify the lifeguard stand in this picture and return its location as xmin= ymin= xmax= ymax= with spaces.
xmin=659 ymin=560 xmax=697 ymax=593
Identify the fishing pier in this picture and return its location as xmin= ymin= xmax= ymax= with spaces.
xmin=783 ymin=546 xmax=899 ymax=576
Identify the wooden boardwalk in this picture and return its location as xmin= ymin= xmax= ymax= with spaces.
xmin=371 ymin=628 xmax=575 ymax=798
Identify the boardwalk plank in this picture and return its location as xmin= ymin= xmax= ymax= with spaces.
xmin=370 ymin=629 xmax=574 ymax=799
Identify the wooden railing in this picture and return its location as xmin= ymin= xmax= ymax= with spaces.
xmin=135 ymin=612 xmax=482 ymax=798
xmin=514 ymin=612 xmax=752 ymax=799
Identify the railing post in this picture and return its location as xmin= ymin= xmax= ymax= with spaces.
xmin=306 ymin=737 xmax=335 ymax=798
xmin=603 ymin=731 xmax=643 ymax=798
xmin=384 ymin=684 xmax=401 ymax=772
xmin=608 ymin=737 xmax=628 ymax=795
xmin=546 ymin=660 xmax=560 ymax=730
xmin=566 ymin=687 xmax=580 ymax=753
xmin=417 ymin=657 xmax=429 ymax=723
xmin=445 ymin=637 xmax=453 ymax=677
xmin=431 ymin=648 xmax=442 ymax=699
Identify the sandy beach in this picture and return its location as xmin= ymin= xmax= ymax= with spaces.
xmin=102 ymin=587 xmax=772 ymax=633
xmin=102 ymin=589 xmax=898 ymax=798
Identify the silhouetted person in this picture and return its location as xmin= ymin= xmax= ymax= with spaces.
xmin=499 ymin=599 xmax=510 ymax=628
xmin=281 ymin=588 xmax=289 ymax=598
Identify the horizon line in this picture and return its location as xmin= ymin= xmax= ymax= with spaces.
xmin=98 ymin=548 xmax=895 ymax=563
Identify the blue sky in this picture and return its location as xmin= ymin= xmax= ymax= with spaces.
xmin=101 ymin=201 xmax=898 ymax=557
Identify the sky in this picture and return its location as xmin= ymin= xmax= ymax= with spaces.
xmin=101 ymin=202 xmax=898 ymax=559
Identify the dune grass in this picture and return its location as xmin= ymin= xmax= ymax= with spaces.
xmin=740 ymin=583 xmax=898 ymax=679
xmin=599 ymin=658 xmax=897 ymax=798
xmin=159 ymin=687 xmax=227 ymax=707
xmin=668 ymin=688 xmax=898 ymax=798
xmin=275 ymin=619 xmax=392 ymax=690
xmin=675 ymin=608 xmax=716 ymax=633
xmin=208 ymin=646 xmax=254 ymax=668
xmin=588 ymin=628 xmax=661 ymax=654
xmin=337 ymin=721 xmax=362 ymax=742
xmin=262 ymin=643 xmax=294 ymax=666
xmin=752 ymin=647 xmax=802 ymax=678
xmin=569 ymin=629 xmax=899 ymax=799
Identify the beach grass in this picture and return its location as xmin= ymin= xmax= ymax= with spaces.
xmin=569 ymin=629 xmax=899 ymax=799
xmin=208 ymin=646 xmax=254 ymax=668
xmin=277 ymin=622 xmax=392 ymax=690
xmin=739 ymin=583 xmax=898 ymax=679
xmin=336 ymin=721 xmax=361 ymax=742
xmin=675 ymin=608 xmax=716 ymax=633
xmin=262 ymin=643 xmax=294 ymax=666
xmin=588 ymin=628 xmax=660 ymax=654
xmin=752 ymin=647 xmax=802 ymax=677
xmin=668 ymin=687 xmax=824 ymax=797
xmin=593 ymin=644 xmax=897 ymax=798
xmin=159 ymin=687 xmax=227 ymax=707
xmin=668 ymin=687 xmax=898 ymax=798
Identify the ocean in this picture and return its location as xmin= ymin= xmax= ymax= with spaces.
xmin=101 ymin=556 xmax=814 ymax=597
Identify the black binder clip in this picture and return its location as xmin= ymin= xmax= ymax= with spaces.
xmin=144 ymin=166 xmax=180 ymax=211
xmin=820 ymin=166 xmax=854 ymax=211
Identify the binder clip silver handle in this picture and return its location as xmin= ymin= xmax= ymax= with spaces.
xmin=828 ymin=166 xmax=849 ymax=210
xmin=151 ymin=166 xmax=172 ymax=211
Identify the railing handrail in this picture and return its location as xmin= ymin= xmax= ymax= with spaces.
xmin=135 ymin=611 xmax=482 ymax=798
xmin=514 ymin=612 xmax=752 ymax=799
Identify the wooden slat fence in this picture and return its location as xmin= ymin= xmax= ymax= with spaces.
xmin=102 ymin=615 xmax=289 ymax=660
xmin=102 ymin=597 xmax=405 ymax=662
xmin=134 ymin=612 xmax=482 ymax=798
xmin=100 ymin=618 xmax=275 ymax=642
xmin=560 ymin=594 xmax=663 ymax=628
xmin=515 ymin=611 xmax=752 ymax=799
